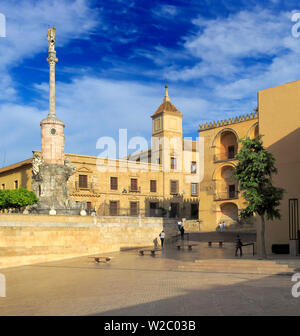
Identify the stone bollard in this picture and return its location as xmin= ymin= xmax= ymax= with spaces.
xmin=80 ymin=209 xmax=87 ymax=216
xmin=49 ymin=208 xmax=56 ymax=216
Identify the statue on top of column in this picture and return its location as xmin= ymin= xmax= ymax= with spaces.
xmin=47 ymin=27 xmax=56 ymax=53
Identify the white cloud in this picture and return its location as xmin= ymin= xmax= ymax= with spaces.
xmin=1 ymin=75 xmax=210 ymax=165
xmin=0 ymin=0 xmax=99 ymax=101
xmin=161 ymin=7 xmax=300 ymax=106
xmin=152 ymin=5 xmax=179 ymax=19
xmin=167 ymin=8 xmax=293 ymax=82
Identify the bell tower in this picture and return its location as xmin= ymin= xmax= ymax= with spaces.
xmin=40 ymin=27 xmax=65 ymax=164
xmin=151 ymin=85 xmax=183 ymax=166
xmin=151 ymin=84 xmax=183 ymax=139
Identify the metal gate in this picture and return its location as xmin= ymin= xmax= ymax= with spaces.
xmin=289 ymin=199 xmax=299 ymax=243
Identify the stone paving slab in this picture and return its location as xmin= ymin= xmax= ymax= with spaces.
xmin=0 ymin=246 xmax=299 ymax=316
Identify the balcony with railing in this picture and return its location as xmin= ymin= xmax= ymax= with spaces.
xmin=214 ymin=150 xmax=237 ymax=163
xmin=128 ymin=186 xmax=141 ymax=193
xmin=74 ymin=182 xmax=97 ymax=192
xmin=214 ymin=190 xmax=239 ymax=201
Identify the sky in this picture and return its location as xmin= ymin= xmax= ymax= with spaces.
xmin=1 ymin=0 xmax=300 ymax=165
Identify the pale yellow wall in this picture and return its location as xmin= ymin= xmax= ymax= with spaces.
xmin=258 ymin=80 xmax=300 ymax=254
xmin=0 ymin=214 xmax=178 ymax=269
xmin=0 ymin=163 xmax=32 ymax=191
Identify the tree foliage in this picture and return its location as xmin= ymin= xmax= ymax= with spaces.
xmin=234 ymin=136 xmax=284 ymax=220
xmin=234 ymin=136 xmax=285 ymax=258
xmin=0 ymin=188 xmax=39 ymax=210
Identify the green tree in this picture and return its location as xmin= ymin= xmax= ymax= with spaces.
xmin=0 ymin=188 xmax=39 ymax=211
xmin=0 ymin=190 xmax=9 ymax=210
xmin=234 ymin=136 xmax=285 ymax=258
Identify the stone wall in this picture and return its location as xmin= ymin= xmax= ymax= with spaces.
xmin=0 ymin=214 xmax=177 ymax=269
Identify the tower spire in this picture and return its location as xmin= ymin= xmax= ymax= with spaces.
xmin=47 ymin=27 xmax=58 ymax=118
xmin=164 ymin=80 xmax=170 ymax=102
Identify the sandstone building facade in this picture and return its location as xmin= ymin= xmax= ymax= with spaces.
xmin=1 ymin=28 xmax=300 ymax=255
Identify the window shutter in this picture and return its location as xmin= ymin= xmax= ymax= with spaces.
xmin=150 ymin=180 xmax=157 ymax=192
xmin=131 ymin=178 xmax=138 ymax=191
xmin=110 ymin=177 xmax=118 ymax=190
xmin=170 ymin=180 xmax=178 ymax=194
xmin=79 ymin=175 xmax=88 ymax=188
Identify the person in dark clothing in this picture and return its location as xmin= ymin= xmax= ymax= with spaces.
xmin=180 ymin=225 xmax=185 ymax=240
xmin=235 ymin=235 xmax=243 ymax=257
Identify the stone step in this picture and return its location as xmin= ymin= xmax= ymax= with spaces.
xmin=178 ymin=265 xmax=295 ymax=275
xmin=179 ymin=258 xmax=296 ymax=275
xmin=194 ymin=259 xmax=284 ymax=267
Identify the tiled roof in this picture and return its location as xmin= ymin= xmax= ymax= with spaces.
xmin=154 ymin=100 xmax=181 ymax=115
xmin=0 ymin=158 xmax=32 ymax=174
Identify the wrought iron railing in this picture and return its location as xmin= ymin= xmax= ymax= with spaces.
xmin=74 ymin=182 xmax=97 ymax=192
xmin=214 ymin=191 xmax=239 ymax=201
xmin=128 ymin=186 xmax=141 ymax=193
xmin=214 ymin=151 xmax=237 ymax=162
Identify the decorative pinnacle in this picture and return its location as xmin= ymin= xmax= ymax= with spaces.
xmin=163 ymin=80 xmax=170 ymax=102
xmin=47 ymin=26 xmax=58 ymax=65
xmin=47 ymin=27 xmax=58 ymax=118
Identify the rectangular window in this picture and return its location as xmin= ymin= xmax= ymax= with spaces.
xmin=191 ymin=203 xmax=199 ymax=219
xmin=229 ymin=184 xmax=236 ymax=198
xmin=2 ymin=184 xmax=5 ymax=190
xmin=87 ymin=202 xmax=92 ymax=210
xmin=79 ymin=175 xmax=88 ymax=189
xmin=228 ymin=146 xmax=235 ymax=159
xmin=130 ymin=202 xmax=138 ymax=216
xmin=191 ymin=161 xmax=197 ymax=174
xmin=110 ymin=201 xmax=118 ymax=216
xmin=130 ymin=178 xmax=138 ymax=192
xmin=170 ymin=157 xmax=177 ymax=170
xmin=150 ymin=180 xmax=157 ymax=193
xmin=14 ymin=180 xmax=18 ymax=189
xmin=170 ymin=180 xmax=178 ymax=195
xmin=170 ymin=203 xmax=179 ymax=218
xmin=110 ymin=177 xmax=118 ymax=190
xmin=191 ymin=183 xmax=198 ymax=196
xmin=150 ymin=202 xmax=158 ymax=217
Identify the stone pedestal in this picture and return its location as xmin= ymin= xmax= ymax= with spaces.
xmin=31 ymin=155 xmax=84 ymax=215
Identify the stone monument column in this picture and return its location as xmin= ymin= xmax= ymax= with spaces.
xmin=47 ymin=27 xmax=58 ymax=118
xmin=31 ymin=28 xmax=83 ymax=215
xmin=40 ymin=27 xmax=65 ymax=165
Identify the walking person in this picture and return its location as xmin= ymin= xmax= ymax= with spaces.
xmin=177 ymin=220 xmax=182 ymax=232
xmin=235 ymin=235 xmax=243 ymax=257
xmin=180 ymin=225 xmax=185 ymax=240
xmin=159 ymin=230 xmax=165 ymax=248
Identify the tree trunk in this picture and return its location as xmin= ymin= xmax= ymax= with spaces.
xmin=260 ymin=215 xmax=267 ymax=259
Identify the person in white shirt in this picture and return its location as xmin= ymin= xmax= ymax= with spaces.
xmin=159 ymin=230 xmax=165 ymax=248
xmin=177 ymin=220 xmax=182 ymax=232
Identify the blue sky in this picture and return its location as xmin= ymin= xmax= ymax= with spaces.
xmin=1 ymin=0 xmax=300 ymax=165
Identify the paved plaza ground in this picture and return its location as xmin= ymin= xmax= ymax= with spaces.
xmin=0 ymin=241 xmax=300 ymax=316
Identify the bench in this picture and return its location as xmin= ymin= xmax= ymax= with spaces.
xmin=242 ymin=242 xmax=255 ymax=256
xmin=139 ymin=249 xmax=160 ymax=256
xmin=89 ymin=256 xmax=111 ymax=263
xmin=176 ymin=244 xmax=197 ymax=251
xmin=208 ymin=241 xmax=224 ymax=248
